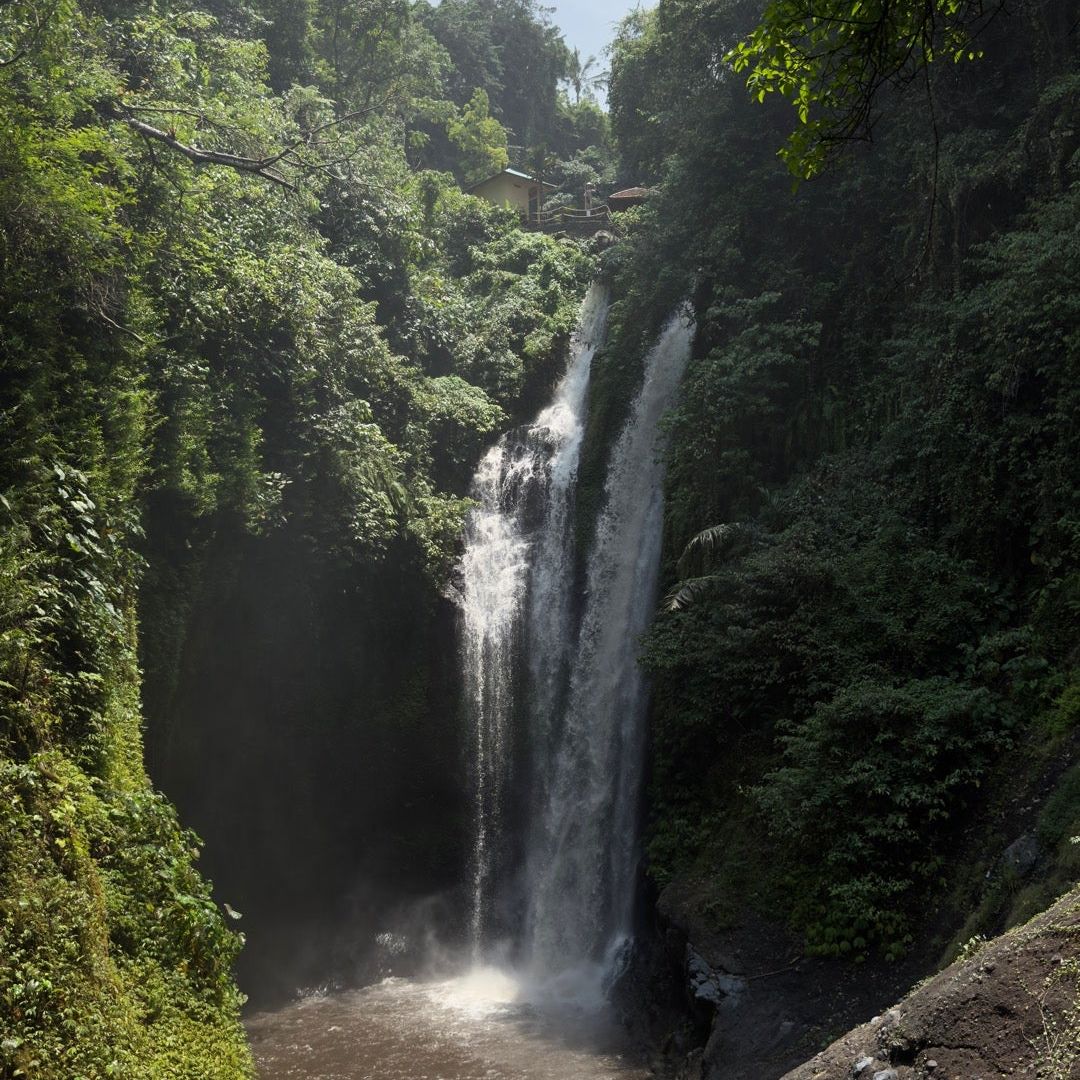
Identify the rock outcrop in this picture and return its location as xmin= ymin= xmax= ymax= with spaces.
xmin=783 ymin=888 xmax=1080 ymax=1080
xmin=655 ymin=879 xmax=920 ymax=1080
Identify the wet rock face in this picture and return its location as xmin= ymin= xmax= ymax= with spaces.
xmin=1001 ymin=833 xmax=1040 ymax=877
xmin=659 ymin=886 xmax=1080 ymax=1080
xmin=686 ymin=947 xmax=747 ymax=1009
xmin=654 ymin=878 xmax=919 ymax=1080
xmin=781 ymin=888 xmax=1080 ymax=1080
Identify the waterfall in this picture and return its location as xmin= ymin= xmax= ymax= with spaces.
xmin=459 ymin=290 xmax=693 ymax=987
xmin=460 ymin=284 xmax=609 ymax=954
xmin=523 ymin=308 xmax=693 ymax=983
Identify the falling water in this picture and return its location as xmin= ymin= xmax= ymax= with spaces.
xmin=460 ymin=284 xmax=610 ymax=955
xmin=461 ymin=294 xmax=693 ymax=986
xmin=523 ymin=308 xmax=694 ymax=986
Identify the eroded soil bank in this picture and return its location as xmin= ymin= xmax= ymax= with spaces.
xmin=650 ymin=887 xmax=1080 ymax=1080
xmin=782 ymin=887 xmax=1080 ymax=1080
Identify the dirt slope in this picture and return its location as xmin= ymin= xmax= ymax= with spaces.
xmin=782 ymin=888 xmax=1080 ymax=1080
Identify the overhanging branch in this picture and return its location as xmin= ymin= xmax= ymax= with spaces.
xmin=109 ymin=100 xmax=390 ymax=193
xmin=118 ymin=114 xmax=297 ymax=190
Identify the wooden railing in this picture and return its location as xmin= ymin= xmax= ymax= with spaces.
xmin=526 ymin=204 xmax=612 ymax=234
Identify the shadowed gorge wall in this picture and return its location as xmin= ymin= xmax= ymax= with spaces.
xmin=141 ymin=519 xmax=467 ymax=1003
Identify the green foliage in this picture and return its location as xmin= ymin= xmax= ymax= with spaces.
xmin=412 ymin=375 xmax=506 ymax=478
xmin=762 ymin=678 xmax=1010 ymax=954
xmin=727 ymin=0 xmax=997 ymax=177
xmin=1041 ymin=681 xmax=1080 ymax=741
xmin=447 ymin=88 xmax=510 ymax=184
xmin=421 ymin=0 xmax=571 ymax=149
xmin=0 ymin=0 xmax=596 ymax=1068
xmin=609 ymin=0 xmax=1080 ymax=959
xmin=0 ymin=754 xmax=249 ymax=1078
xmin=1038 ymin=766 xmax=1080 ymax=854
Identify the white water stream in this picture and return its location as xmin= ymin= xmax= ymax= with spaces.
xmin=458 ymin=295 xmax=692 ymax=1004
xmin=460 ymin=283 xmax=610 ymax=956
xmin=523 ymin=308 xmax=693 ymax=985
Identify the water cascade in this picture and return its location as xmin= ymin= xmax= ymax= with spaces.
xmin=523 ymin=308 xmax=693 ymax=983
xmin=460 ymin=283 xmax=610 ymax=952
xmin=249 ymin=295 xmax=693 ymax=1080
xmin=460 ymin=293 xmax=694 ymax=991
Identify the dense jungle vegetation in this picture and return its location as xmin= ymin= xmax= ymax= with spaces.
xmin=0 ymin=0 xmax=604 ymax=1074
xmin=597 ymin=0 xmax=1080 ymax=965
xmin=1 ymin=0 xmax=1078 ymax=1073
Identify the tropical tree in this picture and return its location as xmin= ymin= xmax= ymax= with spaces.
xmin=726 ymin=0 xmax=1007 ymax=176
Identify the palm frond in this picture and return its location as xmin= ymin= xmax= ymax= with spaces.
xmin=664 ymin=575 xmax=718 ymax=612
xmin=676 ymin=522 xmax=739 ymax=578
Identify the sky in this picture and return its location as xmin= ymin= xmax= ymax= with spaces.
xmin=544 ymin=1 xmax=645 ymax=91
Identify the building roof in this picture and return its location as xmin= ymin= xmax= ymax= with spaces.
xmin=608 ymin=186 xmax=656 ymax=200
xmin=467 ymin=167 xmax=559 ymax=193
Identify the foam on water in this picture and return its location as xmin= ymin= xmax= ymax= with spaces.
xmin=430 ymin=966 xmax=523 ymax=1014
xmin=249 ymin=965 xmax=648 ymax=1080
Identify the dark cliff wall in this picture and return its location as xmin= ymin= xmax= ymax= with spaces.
xmin=141 ymin=515 xmax=469 ymax=1004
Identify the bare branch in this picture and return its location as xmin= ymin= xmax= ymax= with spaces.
xmin=115 ymin=113 xmax=297 ymax=191
xmin=119 ymin=104 xmax=233 ymax=132
xmin=94 ymin=308 xmax=147 ymax=344
xmin=104 ymin=101 xmax=392 ymax=193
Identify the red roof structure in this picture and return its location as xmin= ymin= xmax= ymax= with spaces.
xmin=607 ymin=186 xmax=657 ymax=212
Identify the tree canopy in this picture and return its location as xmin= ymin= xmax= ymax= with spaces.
xmin=727 ymin=0 xmax=1005 ymax=175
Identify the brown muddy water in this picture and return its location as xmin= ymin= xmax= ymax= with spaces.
xmin=247 ymin=967 xmax=651 ymax=1080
